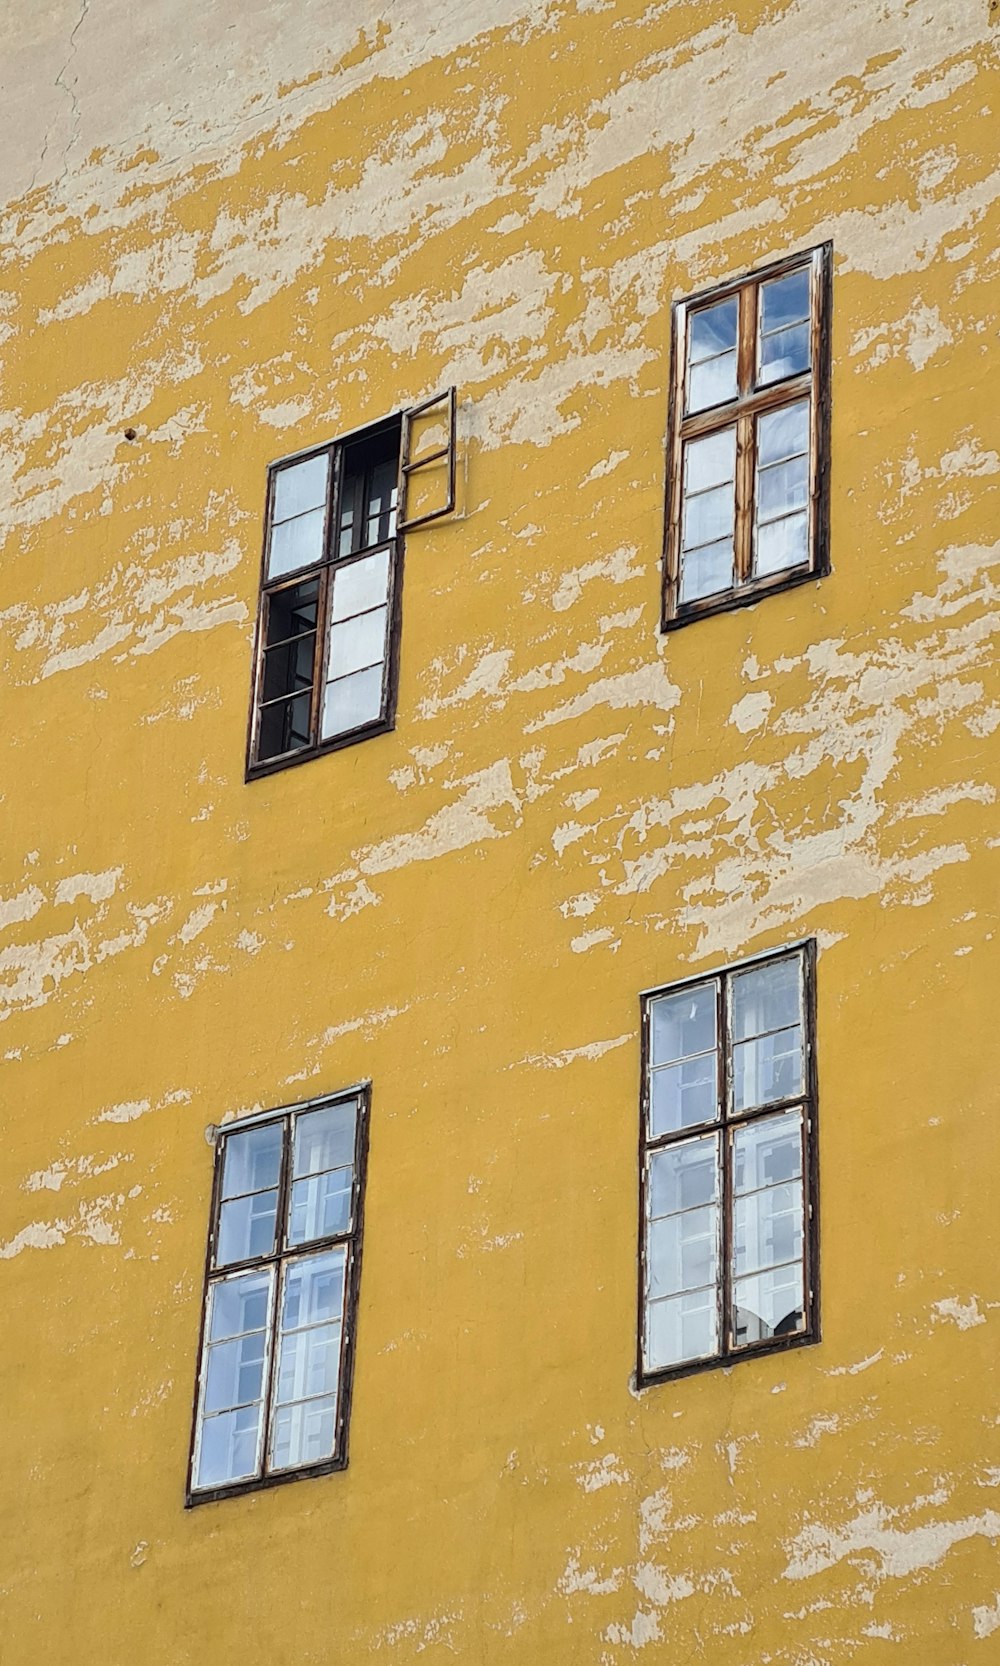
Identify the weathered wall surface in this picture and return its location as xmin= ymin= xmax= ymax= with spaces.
xmin=1 ymin=0 xmax=998 ymax=1659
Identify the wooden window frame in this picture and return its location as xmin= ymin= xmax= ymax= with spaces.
xmin=245 ymin=390 xmax=456 ymax=782
xmin=185 ymin=1086 xmax=370 ymax=1507
xmin=637 ymin=941 xmax=820 ymax=1389
xmin=661 ymin=245 xmax=832 ymax=630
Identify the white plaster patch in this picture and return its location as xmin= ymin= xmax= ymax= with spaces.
xmin=730 ymin=692 xmax=773 ymax=734
xmin=827 ymin=1348 xmax=883 ymax=1377
xmin=972 ymin=1593 xmax=1000 ymax=1640
xmin=0 ymin=886 xmax=45 ymax=930
xmin=53 ymin=868 xmax=121 ymax=907
xmin=784 ymin=1502 xmax=1000 ymax=1581
xmin=932 ymin=1295 xmax=986 ymax=1331
xmin=583 ymin=450 xmax=629 ymax=484
xmin=509 ymin=1032 xmax=631 ymax=1071
xmin=559 ymin=1555 xmax=622 ymax=1597
xmin=576 ymin=1453 xmax=628 ymax=1492
xmin=605 ymin=1611 xmax=661 ymax=1648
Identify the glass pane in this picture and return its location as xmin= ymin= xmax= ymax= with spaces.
xmin=262 ymin=633 xmax=316 ymax=703
xmin=258 ymin=690 xmax=312 ymax=760
xmin=688 ymin=296 xmax=738 ymax=364
xmin=282 ymin=1250 xmax=347 ymax=1332
xmin=650 ymin=1055 xmax=717 ymax=1136
xmin=208 ymin=1271 xmax=271 ymax=1342
xmin=321 ymin=665 xmax=384 ymax=739
xmin=682 ymin=482 xmax=734 ymax=551
xmin=265 ymin=577 xmax=319 ymax=645
xmin=733 ymin=1028 xmax=803 ymax=1111
xmin=688 ymin=350 xmax=738 ymax=413
xmin=331 ymin=550 xmax=391 ymax=623
xmin=757 ymin=400 xmax=809 ymax=467
xmin=221 ymin=1124 xmax=283 ymax=1199
xmin=272 ymin=454 xmax=329 ymax=524
xmin=758 ymin=454 xmax=809 ymax=522
xmin=327 ymin=605 xmax=389 ymax=680
xmin=217 ymin=1190 xmax=279 ymax=1264
xmin=733 ymin=1262 xmax=804 ymax=1346
xmin=294 ymin=1102 xmax=357 ymax=1177
xmin=646 ymin=1290 xmax=717 ymax=1370
xmin=650 ymin=982 xmax=716 ymax=1066
xmin=365 ymin=458 xmax=398 ymax=546
xmin=648 ymin=1205 xmax=718 ymax=1297
xmin=338 ymin=489 xmax=358 ymax=557
xmin=732 ymin=956 xmax=801 ymax=1040
xmin=289 ymin=1169 xmax=353 ymax=1244
xmin=679 ymin=537 xmax=734 ymax=602
xmin=684 ymin=428 xmax=736 ymax=495
xmin=759 ymin=322 xmax=810 ymax=385
xmin=733 ymin=1111 xmax=802 ymax=1193
xmin=754 ymin=510 xmax=808 ymax=577
xmin=734 ymin=1180 xmax=803 ymax=1278
xmin=204 ymin=1332 xmax=266 ymax=1414
xmin=275 ymin=1322 xmax=341 ymax=1404
xmin=196 ymin=1403 xmax=262 ymax=1488
xmin=760 ymin=268 xmax=810 ymax=335
xmin=270 ymin=1394 xmax=337 ymax=1470
xmin=649 ymin=1134 xmax=719 ymax=1218
xmin=268 ymin=506 xmax=326 ymax=579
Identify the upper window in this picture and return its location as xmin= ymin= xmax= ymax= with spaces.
xmin=187 ymin=1089 xmax=369 ymax=1503
xmin=662 ymin=246 xmax=831 ymax=627
xmin=638 ymin=943 xmax=818 ymax=1384
xmin=247 ymin=390 xmax=455 ymax=778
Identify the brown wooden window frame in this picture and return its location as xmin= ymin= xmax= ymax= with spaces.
xmin=662 ymin=245 xmax=832 ymax=630
xmin=245 ymin=389 xmax=456 ymax=782
xmin=637 ymin=941 xmax=819 ymax=1389
xmin=186 ymin=1086 xmax=370 ymax=1507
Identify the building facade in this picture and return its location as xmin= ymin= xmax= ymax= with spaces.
xmin=1 ymin=0 xmax=998 ymax=1659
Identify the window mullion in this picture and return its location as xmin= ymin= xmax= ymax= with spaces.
xmin=737 ymin=282 xmax=756 ymax=399
xmin=735 ymin=411 xmax=755 ymax=586
xmin=260 ymin=1260 xmax=283 ymax=1476
xmin=719 ymin=973 xmax=733 ymax=1358
xmin=259 ymin=1116 xmax=293 ymax=1476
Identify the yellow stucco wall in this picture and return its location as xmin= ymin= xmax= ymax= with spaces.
xmin=1 ymin=0 xmax=998 ymax=1658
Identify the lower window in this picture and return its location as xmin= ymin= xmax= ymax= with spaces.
xmin=639 ymin=943 xmax=818 ymax=1382
xmin=187 ymin=1088 xmax=368 ymax=1503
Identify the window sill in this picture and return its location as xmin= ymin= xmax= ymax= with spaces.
xmin=185 ymin=1452 xmax=346 ymax=1509
xmin=636 ymin=1325 xmax=819 ymax=1391
xmin=661 ymin=562 xmax=827 ymax=633
xmin=245 ymin=715 xmax=394 ymax=783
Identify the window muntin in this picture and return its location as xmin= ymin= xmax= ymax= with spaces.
xmin=247 ymin=390 xmax=457 ymax=780
xmin=189 ymin=1090 xmax=367 ymax=1502
xmin=663 ymin=245 xmax=830 ymax=625
xmin=249 ymin=417 xmax=403 ymax=775
xmin=640 ymin=945 xmax=817 ymax=1382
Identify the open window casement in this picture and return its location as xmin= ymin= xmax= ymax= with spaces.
xmin=246 ymin=389 xmax=457 ymax=779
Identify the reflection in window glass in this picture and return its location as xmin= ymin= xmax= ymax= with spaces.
xmin=679 ymin=430 xmax=736 ymax=603
xmin=754 ymin=399 xmax=810 ymax=579
xmin=666 ymin=248 xmax=826 ymax=622
xmin=641 ymin=948 xmax=814 ymax=1376
xmin=758 ymin=269 xmax=811 ymax=386
xmin=191 ymin=1095 xmax=365 ymax=1496
xmin=687 ymin=297 xmax=738 ymax=413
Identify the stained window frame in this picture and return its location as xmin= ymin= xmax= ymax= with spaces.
xmin=245 ymin=389 xmax=456 ymax=781
xmin=185 ymin=1086 xmax=370 ymax=1507
xmin=637 ymin=941 xmax=819 ymax=1389
xmin=661 ymin=245 xmax=832 ymax=630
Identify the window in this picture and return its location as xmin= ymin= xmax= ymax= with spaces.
xmin=187 ymin=1088 xmax=369 ymax=1503
xmin=638 ymin=943 xmax=818 ymax=1383
xmin=662 ymin=245 xmax=831 ymax=626
xmin=247 ymin=389 xmax=456 ymax=777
